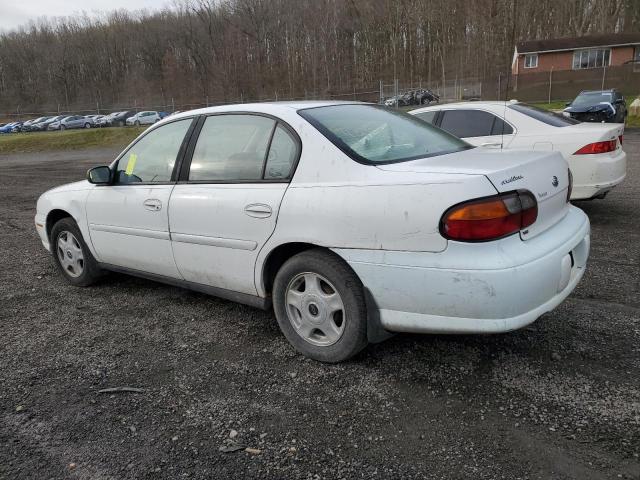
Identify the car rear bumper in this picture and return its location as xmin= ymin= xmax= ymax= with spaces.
xmin=332 ymin=206 xmax=590 ymax=334
xmin=569 ymin=148 xmax=626 ymax=199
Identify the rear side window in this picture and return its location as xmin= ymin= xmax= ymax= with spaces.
xmin=189 ymin=115 xmax=275 ymax=181
xmin=491 ymin=117 xmax=514 ymax=135
xmin=264 ymin=125 xmax=299 ymax=179
xmin=508 ymin=103 xmax=579 ymax=127
xmin=439 ymin=110 xmax=496 ymax=137
xmin=413 ymin=110 xmax=438 ymax=124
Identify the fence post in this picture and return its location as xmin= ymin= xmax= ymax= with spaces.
xmin=498 ymin=73 xmax=501 ymax=100
xmin=171 ymin=97 xmax=175 ymax=112
xmin=96 ymin=101 xmax=99 ymax=114
xmin=548 ymin=67 xmax=553 ymax=104
xmin=379 ymin=80 xmax=383 ymax=103
xmin=394 ymin=79 xmax=398 ymax=108
xmin=601 ymin=65 xmax=606 ymax=90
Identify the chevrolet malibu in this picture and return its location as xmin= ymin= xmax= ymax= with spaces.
xmin=35 ymin=102 xmax=590 ymax=362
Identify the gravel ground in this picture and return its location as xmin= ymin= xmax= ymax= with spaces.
xmin=0 ymin=134 xmax=638 ymax=480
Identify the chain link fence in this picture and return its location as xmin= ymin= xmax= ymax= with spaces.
xmin=2 ymin=65 xmax=637 ymax=122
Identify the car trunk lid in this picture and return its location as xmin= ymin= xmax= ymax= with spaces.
xmin=377 ymin=148 xmax=570 ymax=240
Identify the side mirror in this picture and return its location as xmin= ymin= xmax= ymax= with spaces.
xmin=87 ymin=166 xmax=112 ymax=184
xmin=565 ymin=102 xmax=571 ymax=107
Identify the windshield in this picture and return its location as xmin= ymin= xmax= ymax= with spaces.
xmin=508 ymin=103 xmax=579 ymax=127
xmin=572 ymin=91 xmax=613 ymax=107
xmin=299 ymin=104 xmax=471 ymax=164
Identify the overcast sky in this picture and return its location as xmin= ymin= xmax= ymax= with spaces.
xmin=0 ymin=0 xmax=171 ymax=32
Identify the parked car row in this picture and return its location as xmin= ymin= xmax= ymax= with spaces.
xmin=0 ymin=110 xmax=170 ymax=133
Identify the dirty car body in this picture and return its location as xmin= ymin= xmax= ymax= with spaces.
xmin=35 ymin=102 xmax=590 ymax=362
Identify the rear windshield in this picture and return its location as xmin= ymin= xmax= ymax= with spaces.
xmin=508 ymin=103 xmax=579 ymax=127
xmin=299 ymin=104 xmax=471 ymax=164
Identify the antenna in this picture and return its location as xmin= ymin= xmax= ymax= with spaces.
xmin=501 ymin=0 xmax=518 ymax=150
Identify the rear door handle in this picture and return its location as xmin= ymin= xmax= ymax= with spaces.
xmin=244 ymin=203 xmax=272 ymax=218
xmin=143 ymin=199 xmax=162 ymax=211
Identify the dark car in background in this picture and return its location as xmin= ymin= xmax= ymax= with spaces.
xmin=107 ymin=110 xmax=135 ymax=127
xmin=564 ymin=89 xmax=627 ymax=123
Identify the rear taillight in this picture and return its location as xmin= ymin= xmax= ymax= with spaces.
xmin=440 ymin=190 xmax=538 ymax=242
xmin=574 ymin=140 xmax=616 ymax=155
xmin=567 ymin=168 xmax=573 ymax=203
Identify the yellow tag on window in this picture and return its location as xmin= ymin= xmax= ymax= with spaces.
xmin=125 ymin=153 xmax=137 ymax=175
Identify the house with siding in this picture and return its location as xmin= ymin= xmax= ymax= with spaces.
xmin=512 ymin=33 xmax=640 ymax=74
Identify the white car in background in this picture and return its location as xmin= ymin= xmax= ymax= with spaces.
xmin=410 ymin=101 xmax=626 ymax=200
xmin=126 ymin=111 xmax=161 ymax=126
xmin=35 ymin=102 xmax=589 ymax=363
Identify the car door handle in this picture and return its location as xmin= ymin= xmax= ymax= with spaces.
xmin=244 ymin=203 xmax=272 ymax=218
xmin=143 ymin=199 xmax=162 ymax=211
xmin=481 ymin=142 xmax=502 ymax=148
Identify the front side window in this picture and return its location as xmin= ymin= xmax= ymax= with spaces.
xmin=572 ymin=48 xmax=611 ymax=69
xmin=524 ymin=54 xmax=538 ymax=68
xmin=299 ymin=104 xmax=470 ymax=164
xmin=115 ymin=119 xmax=192 ymax=183
xmin=189 ymin=115 xmax=276 ymax=181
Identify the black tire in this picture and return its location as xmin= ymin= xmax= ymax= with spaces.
xmin=50 ymin=217 xmax=103 ymax=287
xmin=84 ymin=123 xmax=91 ymax=129
xmin=273 ymin=249 xmax=368 ymax=363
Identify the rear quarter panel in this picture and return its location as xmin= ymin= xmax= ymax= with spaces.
xmin=255 ymin=123 xmax=497 ymax=295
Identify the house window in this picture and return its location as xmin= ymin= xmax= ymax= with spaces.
xmin=572 ymin=48 xmax=611 ymax=69
xmin=524 ymin=54 xmax=538 ymax=68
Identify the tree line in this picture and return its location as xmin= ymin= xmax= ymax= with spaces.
xmin=0 ymin=0 xmax=637 ymax=114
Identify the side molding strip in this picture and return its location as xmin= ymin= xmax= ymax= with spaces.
xmin=171 ymin=232 xmax=257 ymax=251
xmin=89 ymin=223 xmax=170 ymax=240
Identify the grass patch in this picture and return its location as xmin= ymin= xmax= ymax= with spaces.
xmin=530 ymin=100 xmax=569 ymax=111
xmin=0 ymin=127 xmax=145 ymax=154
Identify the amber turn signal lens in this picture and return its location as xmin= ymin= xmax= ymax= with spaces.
xmin=440 ymin=190 xmax=538 ymax=242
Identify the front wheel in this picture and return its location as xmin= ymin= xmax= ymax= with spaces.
xmin=84 ymin=123 xmax=91 ymax=129
xmin=50 ymin=218 xmax=103 ymax=287
xmin=273 ymin=249 xmax=368 ymax=363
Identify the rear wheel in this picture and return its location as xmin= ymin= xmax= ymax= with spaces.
xmin=84 ymin=123 xmax=91 ymax=129
xmin=51 ymin=218 xmax=103 ymax=287
xmin=273 ymin=249 xmax=368 ymax=363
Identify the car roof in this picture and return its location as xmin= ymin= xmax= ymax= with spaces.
xmin=579 ymin=89 xmax=616 ymax=94
xmin=409 ymin=101 xmax=515 ymax=113
xmin=166 ymin=100 xmax=368 ymax=121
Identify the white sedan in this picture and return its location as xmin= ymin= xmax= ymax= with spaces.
xmin=126 ymin=111 xmax=161 ymax=126
xmin=35 ymin=102 xmax=589 ymax=362
xmin=410 ymin=101 xmax=627 ymax=200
